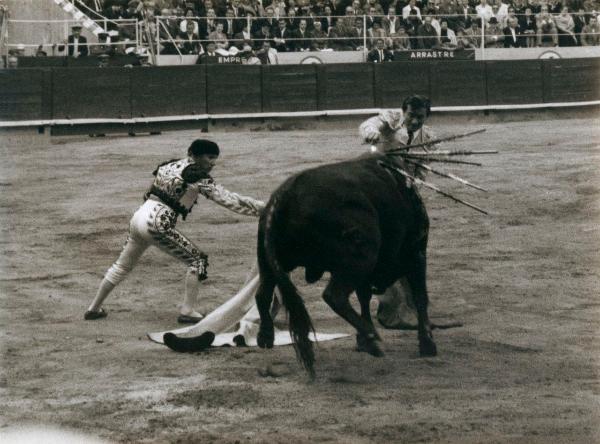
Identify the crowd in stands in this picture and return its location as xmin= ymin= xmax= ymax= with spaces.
xmin=79 ymin=0 xmax=600 ymax=55
xmin=3 ymin=0 xmax=600 ymax=67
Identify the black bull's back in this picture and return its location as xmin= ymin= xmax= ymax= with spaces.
xmin=264 ymin=154 xmax=429 ymax=290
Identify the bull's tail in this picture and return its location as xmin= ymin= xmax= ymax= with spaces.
xmin=262 ymin=188 xmax=316 ymax=377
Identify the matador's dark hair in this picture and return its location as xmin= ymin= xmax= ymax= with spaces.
xmin=402 ymin=95 xmax=432 ymax=117
xmin=188 ymin=139 xmax=220 ymax=157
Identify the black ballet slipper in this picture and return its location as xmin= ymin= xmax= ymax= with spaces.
xmin=163 ymin=331 xmax=215 ymax=353
xmin=84 ymin=308 xmax=107 ymax=320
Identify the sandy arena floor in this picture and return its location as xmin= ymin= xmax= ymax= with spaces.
xmin=1 ymin=114 xmax=599 ymax=443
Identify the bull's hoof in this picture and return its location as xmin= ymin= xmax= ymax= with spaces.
xmin=356 ymin=334 xmax=385 ymax=357
xmin=419 ymin=338 xmax=437 ymax=357
xmin=257 ymin=327 xmax=274 ymax=349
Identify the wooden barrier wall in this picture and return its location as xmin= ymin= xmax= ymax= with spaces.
xmin=1 ymin=58 xmax=599 ymax=121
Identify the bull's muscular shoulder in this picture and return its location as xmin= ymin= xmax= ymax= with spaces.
xmin=291 ymin=153 xmax=406 ymax=202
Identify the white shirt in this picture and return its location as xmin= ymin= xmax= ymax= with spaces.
xmin=476 ymin=3 xmax=493 ymax=21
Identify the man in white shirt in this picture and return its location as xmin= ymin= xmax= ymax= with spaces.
xmin=476 ymin=0 xmax=493 ymax=23
xmin=402 ymin=0 xmax=422 ymax=21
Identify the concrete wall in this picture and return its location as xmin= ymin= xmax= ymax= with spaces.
xmin=5 ymin=0 xmax=95 ymax=56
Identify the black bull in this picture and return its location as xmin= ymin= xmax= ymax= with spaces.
xmin=256 ymin=153 xmax=438 ymax=376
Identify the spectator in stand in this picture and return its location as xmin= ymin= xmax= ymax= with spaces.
xmin=536 ymin=4 xmax=558 ymax=46
xmin=257 ymin=39 xmax=279 ymax=63
xmin=263 ymin=7 xmax=280 ymax=31
xmin=294 ymin=19 xmax=312 ymax=51
xmin=253 ymin=22 xmax=275 ymax=50
xmin=582 ymin=0 xmax=598 ymax=13
xmin=519 ymin=7 xmax=537 ymax=46
xmin=366 ymin=6 xmax=382 ymax=31
xmin=351 ymin=0 xmax=364 ymax=15
xmin=310 ymin=20 xmax=329 ymax=50
xmin=485 ymin=16 xmax=504 ymax=46
xmin=298 ymin=3 xmax=315 ymax=29
xmin=383 ymin=7 xmax=402 ymax=37
xmin=417 ymin=15 xmax=440 ymax=48
xmin=238 ymin=10 xmax=256 ymax=38
xmin=476 ymin=0 xmax=493 ymax=23
xmin=429 ymin=11 xmax=442 ymax=36
xmin=365 ymin=0 xmax=385 ymax=15
xmin=369 ymin=21 xmax=388 ymax=48
xmin=405 ymin=8 xmax=423 ymax=48
xmin=392 ymin=25 xmax=412 ymax=49
xmin=179 ymin=19 xmax=202 ymax=53
xmin=438 ymin=19 xmax=457 ymax=48
xmin=208 ymin=21 xmax=229 ymax=49
xmin=581 ymin=16 xmax=600 ymax=45
xmin=456 ymin=27 xmax=478 ymax=47
xmin=212 ymin=0 xmax=228 ymax=17
xmin=285 ymin=8 xmax=301 ymax=31
xmin=196 ymin=40 xmax=219 ymax=62
xmin=502 ymin=6 xmax=518 ymax=28
xmin=455 ymin=0 xmax=474 ymax=29
xmin=229 ymin=0 xmax=245 ymax=18
xmin=330 ymin=6 xmax=355 ymax=50
xmin=320 ymin=5 xmax=337 ymax=34
xmin=233 ymin=23 xmax=254 ymax=49
xmin=465 ymin=17 xmax=483 ymax=47
xmin=555 ymin=7 xmax=578 ymax=46
xmin=179 ymin=9 xmax=199 ymax=35
xmin=350 ymin=17 xmax=367 ymax=50
xmin=58 ymin=24 xmax=88 ymax=57
xmin=367 ymin=37 xmax=394 ymax=61
xmin=437 ymin=0 xmax=456 ymax=29
xmin=207 ymin=7 xmax=220 ymax=31
xmin=525 ymin=0 xmax=541 ymax=14
xmin=113 ymin=27 xmax=136 ymax=55
xmin=273 ymin=18 xmax=295 ymax=51
xmin=221 ymin=9 xmax=240 ymax=39
xmin=161 ymin=8 xmax=182 ymax=39
xmin=503 ymin=16 xmax=526 ymax=46
xmin=104 ymin=2 xmax=125 ymax=27
xmin=403 ymin=0 xmax=422 ymax=20
xmin=495 ymin=0 xmax=510 ymax=27
xmin=35 ymin=44 xmax=47 ymax=57
xmin=547 ymin=0 xmax=562 ymax=14
xmin=123 ymin=1 xmax=142 ymax=20
xmin=513 ymin=0 xmax=527 ymax=14
xmin=573 ymin=9 xmax=587 ymax=45
xmin=90 ymin=32 xmax=114 ymax=56
xmin=287 ymin=0 xmax=300 ymax=16
xmin=6 ymin=54 xmax=18 ymax=69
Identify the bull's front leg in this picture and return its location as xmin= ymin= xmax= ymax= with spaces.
xmin=256 ymin=277 xmax=276 ymax=349
xmin=406 ymin=251 xmax=437 ymax=357
xmin=355 ymin=286 xmax=384 ymax=356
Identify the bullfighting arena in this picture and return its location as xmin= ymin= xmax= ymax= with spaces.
xmin=1 ymin=112 xmax=599 ymax=443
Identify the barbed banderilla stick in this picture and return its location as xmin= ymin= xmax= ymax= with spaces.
xmin=383 ymin=164 xmax=489 ymax=215
xmin=388 ymin=149 xmax=499 ymax=157
xmin=403 ymin=158 xmax=488 ymax=192
xmin=385 ymin=128 xmax=488 ymax=154
xmin=401 ymin=156 xmax=483 ymax=166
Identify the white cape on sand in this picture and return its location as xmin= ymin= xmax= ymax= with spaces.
xmin=147 ymin=272 xmax=349 ymax=347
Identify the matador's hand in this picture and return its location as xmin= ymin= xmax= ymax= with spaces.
xmin=364 ymin=130 xmax=380 ymax=144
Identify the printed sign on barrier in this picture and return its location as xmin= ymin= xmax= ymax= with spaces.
xmin=394 ymin=49 xmax=476 ymax=61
